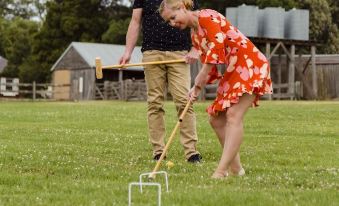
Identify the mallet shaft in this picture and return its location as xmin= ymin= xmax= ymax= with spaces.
xmin=95 ymin=58 xmax=186 ymax=79
xmin=148 ymin=100 xmax=191 ymax=179
xmin=102 ymin=59 xmax=185 ymax=69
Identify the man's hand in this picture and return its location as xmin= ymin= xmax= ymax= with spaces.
xmin=119 ymin=52 xmax=131 ymax=65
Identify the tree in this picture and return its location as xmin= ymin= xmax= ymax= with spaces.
xmin=328 ymin=0 xmax=339 ymax=27
xmin=256 ymin=0 xmax=297 ymax=9
xmin=199 ymin=0 xmax=298 ymax=15
xmin=102 ymin=18 xmax=132 ymax=44
xmin=33 ymin=0 xmax=48 ymax=22
xmin=4 ymin=0 xmax=337 ymax=82
xmin=0 ymin=0 xmax=14 ymax=17
xmin=0 ymin=18 xmax=39 ymax=78
xmin=21 ymin=0 xmax=111 ymax=82
xmin=0 ymin=18 xmax=6 ymax=56
xmin=105 ymin=1 xmax=132 ymax=20
xmin=1 ymin=0 xmax=37 ymax=20
xmin=298 ymin=0 xmax=339 ymax=53
xmin=198 ymin=0 xmax=242 ymax=12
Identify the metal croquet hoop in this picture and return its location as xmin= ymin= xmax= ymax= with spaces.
xmin=139 ymin=171 xmax=169 ymax=193
xmin=128 ymin=182 xmax=161 ymax=206
xmin=128 ymin=171 xmax=168 ymax=206
xmin=127 ymin=101 xmax=190 ymax=205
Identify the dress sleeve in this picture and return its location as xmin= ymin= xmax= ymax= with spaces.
xmin=206 ymin=65 xmax=221 ymax=84
xmin=133 ymin=0 xmax=143 ymax=9
xmin=198 ymin=12 xmax=226 ymax=65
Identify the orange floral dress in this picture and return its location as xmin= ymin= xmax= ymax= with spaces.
xmin=192 ymin=9 xmax=273 ymax=115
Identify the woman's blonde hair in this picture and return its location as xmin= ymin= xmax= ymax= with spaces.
xmin=159 ymin=0 xmax=193 ymax=14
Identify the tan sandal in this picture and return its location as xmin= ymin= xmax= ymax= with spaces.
xmin=211 ymin=170 xmax=229 ymax=179
xmin=229 ymin=168 xmax=245 ymax=176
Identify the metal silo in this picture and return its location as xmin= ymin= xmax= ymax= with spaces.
xmin=262 ymin=7 xmax=285 ymax=39
xmin=284 ymin=9 xmax=309 ymax=40
xmin=225 ymin=7 xmax=237 ymax=26
xmin=236 ymin=4 xmax=259 ymax=37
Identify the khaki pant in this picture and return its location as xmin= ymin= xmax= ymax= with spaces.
xmin=142 ymin=50 xmax=199 ymax=159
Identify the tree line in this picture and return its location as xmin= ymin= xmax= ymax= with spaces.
xmin=0 ymin=0 xmax=338 ymax=83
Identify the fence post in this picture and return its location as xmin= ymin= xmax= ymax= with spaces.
xmin=288 ymin=44 xmax=295 ymax=99
xmin=72 ymin=79 xmax=79 ymax=102
xmin=311 ymin=46 xmax=317 ymax=99
xmin=0 ymin=77 xmax=5 ymax=94
xmin=119 ymin=70 xmax=124 ymax=100
xmin=120 ymin=80 xmax=124 ymax=100
xmin=32 ymin=81 xmax=36 ymax=101
xmin=104 ymin=81 xmax=109 ymax=100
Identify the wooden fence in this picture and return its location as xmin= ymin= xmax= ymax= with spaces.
xmin=0 ymin=78 xmax=147 ymax=101
xmin=307 ymin=64 xmax=339 ymax=99
xmin=0 ymin=77 xmax=70 ymax=101
xmin=95 ymin=79 xmax=147 ymax=101
xmin=270 ymin=54 xmax=339 ymax=100
xmin=2 ymin=63 xmax=337 ymax=101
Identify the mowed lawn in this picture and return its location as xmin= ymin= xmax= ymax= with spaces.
xmin=0 ymin=100 xmax=338 ymax=206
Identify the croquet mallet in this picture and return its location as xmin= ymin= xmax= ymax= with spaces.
xmin=148 ymin=100 xmax=192 ymax=180
xmin=95 ymin=57 xmax=185 ymax=79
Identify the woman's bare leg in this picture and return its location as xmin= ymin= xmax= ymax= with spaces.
xmin=209 ymin=112 xmax=242 ymax=174
xmin=212 ymin=94 xmax=255 ymax=178
xmin=209 ymin=111 xmax=226 ymax=145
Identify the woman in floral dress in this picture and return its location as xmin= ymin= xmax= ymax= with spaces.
xmin=160 ymin=0 xmax=272 ymax=178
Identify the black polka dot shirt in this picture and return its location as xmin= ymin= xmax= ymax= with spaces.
xmin=133 ymin=0 xmax=199 ymax=52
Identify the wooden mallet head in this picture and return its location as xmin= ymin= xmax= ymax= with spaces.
xmin=95 ymin=57 xmax=103 ymax=79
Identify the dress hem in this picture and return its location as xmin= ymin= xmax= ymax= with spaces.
xmin=207 ymin=82 xmax=272 ymax=116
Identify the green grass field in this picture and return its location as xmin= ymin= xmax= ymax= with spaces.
xmin=0 ymin=100 xmax=338 ymax=206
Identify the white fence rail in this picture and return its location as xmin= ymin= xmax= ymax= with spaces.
xmin=0 ymin=77 xmax=70 ymax=101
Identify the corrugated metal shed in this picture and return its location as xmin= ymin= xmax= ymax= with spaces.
xmin=0 ymin=56 xmax=8 ymax=73
xmin=51 ymin=42 xmax=143 ymax=71
xmin=51 ymin=42 xmax=145 ymax=101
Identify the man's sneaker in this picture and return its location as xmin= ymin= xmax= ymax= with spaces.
xmin=187 ymin=154 xmax=202 ymax=163
xmin=153 ymin=153 xmax=166 ymax=161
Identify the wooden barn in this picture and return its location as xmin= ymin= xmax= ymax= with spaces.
xmin=50 ymin=42 xmax=144 ymax=100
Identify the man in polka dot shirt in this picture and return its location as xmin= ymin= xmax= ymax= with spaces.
xmin=119 ymin=0 xmax=202 ymax=163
